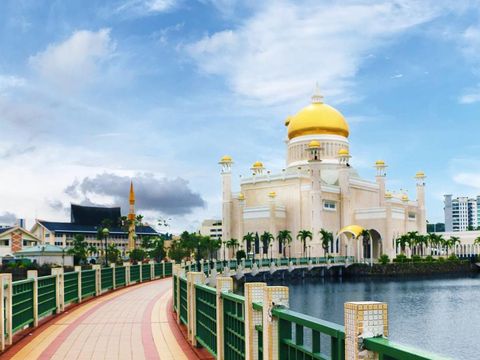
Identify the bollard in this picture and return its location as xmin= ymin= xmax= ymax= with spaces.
xmin=216 ymin=277 xmax=233 ymax=360
xmin=27 ymin=270 xmax=39 ymax=327
xmin=110 ymin=263 xmax=116 ymax=289
xmin=75 ymin=266 xmax=82 ymax=302
xmin=123 ymin=262 xmax=131 ymax=286
xmin=92 ymin=264 xmax=101 ymax=295
xmin=244 ymin=283 xmax=266 ymax=360
xmin=186 ymin=271 xmax=205 ymax=345
xmin=344 ymin=301 xmax=388 ymax=359
xmin=51 ymin=267 xmax=65 ymax=313
xmin=263 ymin=286 xmax=289 ymax=360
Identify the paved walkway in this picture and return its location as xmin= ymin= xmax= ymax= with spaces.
xmin=3 ymin=278 xmax=197 ymax=360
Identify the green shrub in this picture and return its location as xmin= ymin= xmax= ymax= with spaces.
xmin=447 ymin=254 xmax=459 ymax=262
xmin=393 ymin=254 xmax=407 ymax=263
xmin=378 ymin=254 xmax=390 ymax=265
xmin=411 ymin=255 xmax=422 ymax=263
xmin=425 ymin=255 xmax=434 ymax=262
xmin=236 ymin=250 xmax=246 ymax=262
xmin=438 ymin=256 xmax=445 ymax=262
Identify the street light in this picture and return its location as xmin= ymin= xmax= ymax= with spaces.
xmin=102 ymin=227 xmax=109 ymax=267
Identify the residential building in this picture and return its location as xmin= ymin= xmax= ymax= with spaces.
xmin=444 ymin=195 xmax=480 ymax=232
xmin=199 ymin=219 xmax=222 ymax=241
xmin=0 ymin=225 xmax=41 ymax=260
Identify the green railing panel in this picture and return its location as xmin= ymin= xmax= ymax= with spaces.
xmin=81 ymin=269 xmax=96 ymax=299
xmin=222 ymin=291 xmax=245 ymax=360
xmin=244 ymin=259 xmax=252 ymax=268
xmin=165 ymin=262 xmax=173 ymax=276
xmin=115 ymin=266 xmax=126 ymax=287
xmin=273 ymin=307 xmax=345 ymax=360
xmin=256 ymin=324 xmax=263 ymax=359
xmin=12 ymin=279 xmax=34 ymax=333
xmin=64 ymin=271 xmax=79 ymax=304
xmin=364 ymin=337 xmax=449 ymax=360
xmin=179 ymin=277 xmax=188 ymax=325
xmin=130 ymin=265 xmax=140 ymax=283
xmin=37 ymin=275 xmax=57 ymax=318
xmin=142 ymin=264 xmax=151 ymax=281
xmin=195 ymin=283 xmax=217 ymax=356
xmin=154 ymin=263 xmax=162 ymax=278
xmin=173 ymin=275 xmax=178 ymax=311
xmin=101 ymin=268 xmax=113 ymax=291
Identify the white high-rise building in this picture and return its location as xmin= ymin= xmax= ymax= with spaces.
xmin=444 ymin=195 xmax=480 ymax=232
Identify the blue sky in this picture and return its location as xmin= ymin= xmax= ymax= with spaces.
xmin=0 ymin=0 xmax=480 ymax=232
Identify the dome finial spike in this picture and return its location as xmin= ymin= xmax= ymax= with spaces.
xmin=311 ymin=82 xmax=324 ymax=104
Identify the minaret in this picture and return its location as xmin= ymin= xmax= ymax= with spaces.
xmin=237 ymin=193 xmax=246 ymax=248
xmin=415 ymin=172 xmax=427 ymax=234
xmin=268 ymin=192 xmax=277 ymax=257
xmin=127 ymin=181 xmax=136 ymax=251
xmin=219 ymin=155 xmax=233 ymax=259
xmin=374 ymin=160 xmax=387 ymax=206
xmin=307 ymin=140 xmax=323 ymax=256
xmin=337 ymin=149 xmax=352 ymax=231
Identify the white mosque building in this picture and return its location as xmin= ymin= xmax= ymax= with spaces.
xmin=219 ymin=87 xmax=427 ymax=260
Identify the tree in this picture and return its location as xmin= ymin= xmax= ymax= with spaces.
xmin=135 ymin=214 xmax=144 ymax=226
xmin=396 ymin=234 xmax=411 ymax=254
xmin=148 ymin=236 xmax=166 ymax=262
xmin=319 ymin=229 xmax=334 ymax=257
xmin=243 ymin=233 xmax=254 ymax=255
xmin=474 ymin=236 xmax=480 ymax=246
xmin=87 ymin=244 xmax=98 ymax=257
xmin=225 ymin=238 xmax=239 ymax=257
xmin=67 ymin=234 xmax=88 ymax=265
xmin=276 ymin=230 xmax=292 ymax=257
xmin=260 ymin=232 xmax=274 ymax=256
xmin=129 ymin=248 xmax=147 ymax=263
xmin=297 ymin=230 xmax=313 ymax=257
xmin=445 ymin=236 xmax=460 ymax=256
xmin=107 ymin=243 xmax=121 ymax=264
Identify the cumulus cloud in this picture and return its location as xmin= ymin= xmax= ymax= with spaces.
xmin=64 ymin=173 xmax=205 ymax=215
xmin=115 ymin=0 xmax=178 ymax=16
xmin=0 ymin=75 xmax=25 ymax=92
xmin=185 ymin=0 xmax=455 ymax=104
xmin=29 ymin=29 xmax=115 ymax=92
xmin=0 ymin=212 xmax=17 ymax=225
xmin=459 ymin=84 xmax=480 ymax=104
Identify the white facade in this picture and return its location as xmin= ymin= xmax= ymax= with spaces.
xmin=444 ymin=195 xmax=480 ymax=232
xmin=199 ymin=219 xmax=223 ymax=241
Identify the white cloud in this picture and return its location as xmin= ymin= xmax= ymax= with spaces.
xmin=29 ymin=29 xmax=115 ymax=92
xmin=0 ymin=75 xmax=25 ymax=92
xmin=116 ymin=0 xmax=177 ymax=16
xmin=185 ymin=1 xmax=453 ymax=104
xmin=459 ymin=85 xmax=480 ymax=104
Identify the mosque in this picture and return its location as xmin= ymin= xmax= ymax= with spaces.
xmin=219 ymin=87 xmax=426 ymax=260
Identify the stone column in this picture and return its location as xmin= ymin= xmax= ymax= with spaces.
xmin=244 ymin=283 xmax=266 ymax=360
xmin=75 ymin=266 xmax=82 ymax=303
xmin=309 ymin=161 xmax=323 ymax=254
xmin=339 ymin=166 xmax=351 ymax=232
xmin=216 ymin=277 xmax=233 ymax=360
xmin=187 ymin=272 xmax=205 ymax=345
xmin=139 ymin=262 xmax=143 ymax=282
xmin=1 ymin=274 xmax=12 ymax=348
xmin=344 ymin=301 xmax=388 ymax=359
xmin=162 ymin=260 xmax=165 ymax=278
xmin=123 ymin=262 xmax=131 ymax=286
xmin=415 ymin=172 xmax=427 ymax=234
xmin=110 ymin=263 xmax=116 ymax=289
xmin=221 ymin=158 xmax=233 ymax=260
xmin=27 ymin=270 xmax=39 ymax=327
xmin=92 ymin=264 xmax=101 ymax=295
xmin=268 ymin=193 xmax=277 ymax=258
xmin=262 ymin=286 xmax=289 ymax=360
xmin=51 ymin=267 xmax=65 ymax=312
xmin=149 ymin=260 xmax=155 ymax=280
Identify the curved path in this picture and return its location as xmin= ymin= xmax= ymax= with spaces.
xmin=4 ymin=278 xmax=197 ymax=360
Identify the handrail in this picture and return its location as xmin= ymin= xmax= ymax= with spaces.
xmin=195 ymin=283 xmax=216 ymax=295
xmin=364 ymin=337 xmax=449 ymax=360
xmin=221 ymin=291 xmax=245 ymax=303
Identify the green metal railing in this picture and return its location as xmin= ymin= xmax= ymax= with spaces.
xmin=12 ymin=279 xmax=34 ymax=333
xmin=115 ymin=266 xmax=126 ymax=287
xmin=173 ymin=275 xmax=178 ymax=311
xmin=130 ymin=265 xmax=140 ymax=283
xmin=273 ymin=307 xmax=345 ymax=360
xmin=64 ymin=271 xmax=79 ymax=304
xmin=363 ymin=337 xmax=447 ymax=360
xmin=195 ymin=283 xmax=217 ymax=356
xmin=165 ymin=262 xmax=173 ymax=276
xmin=222 ymin=292 xmax=246 ymax=360
xmin=37 ymin=275 xmax=57 ymax=318
xmin=142 ymin=264 xmax=151 ymax=281
xmin=179 ymin=277 xmax=188 ymax=325
xmin=81 ymin=269 xmax=96 ymax=299
xmin=154 ymin=263 xmax=163 ymax=278
xmin=101 ymin=268 xmax=114 ymax=291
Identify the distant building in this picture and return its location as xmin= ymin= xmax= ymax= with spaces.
xmin=444 ymin=195 xmax=480 ymax=232
xmin=0 ymin=225 xmax=41 ymax=260
xmin=199 ymin=219 xmax=222 ymax=241
xmin=15 ymin=244 xmax=74 ymax=266
xmin=427 ymin=222 xmax=445 ymax=233
xmin=31 ymin=183 xmax=159 ymax=256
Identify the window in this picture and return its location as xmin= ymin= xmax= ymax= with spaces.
xmin=323 ymin=201 xmax=336 ymax=210
xmin=408 ymin=212 xmax=416 ymax=220
xmin=45 ymin=233 xmax=50 ymax=238
xmin=0 ymin=240 xmax=9 ymax=246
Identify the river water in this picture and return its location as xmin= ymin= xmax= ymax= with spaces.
xmin=273 ymin=274 xmax=480 ymax=359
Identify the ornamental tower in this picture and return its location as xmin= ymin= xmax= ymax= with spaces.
xmin=128 ymin=181 xmax=136 ymax=251
xmin=415 ymin=171 xmax=427 ymax=234
xmin=219 ymin=155 xmax=233 ymax=259
xmin=306 ymin=140 xmax=323 ymax=251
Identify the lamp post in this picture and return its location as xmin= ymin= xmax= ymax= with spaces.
xmin=102 ymin=228 xmax=109 ymax=267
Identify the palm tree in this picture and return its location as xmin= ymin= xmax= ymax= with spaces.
xmin=87 ymin=245 xmax=98 ymax=257
xmin=277 ymin=230 xmax=292 ymax=257
xmin=446 ymin=236 xmax=461 ymax=256
xmin=319 ymin=229 xmax=333 ymax=257
xmin=297 ymin=230 xmax=313 ymax=257
xmin=359 ymin=229 xmax=371 ymax=260
xmin=415 ymin=234 xmax=428 ymax=256
xmin=226 ymin=238 xmax=239 ymax=258
xmin=474 ymin=236 xmax=480 ymax=246
xmin=261 ymin=232 xmax=274 ymax=258
xmin=243 ymin=233 xmax=255 ymax=256
xmin=396 ymin=234 xmax=410 ymax=254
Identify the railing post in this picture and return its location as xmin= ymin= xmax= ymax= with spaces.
xmin=92 ymin=264 xmax=101 ymax=295
xmin=27 ymin=270 xmax=39 ymax=327
xmin=51 ymin=268 xmax=65 ymax=313
xmin=187 ymin=271 xmax=205 ymax=345
xmin=161 ymin=260 xmax=165 ymax=278
xmin=149 ymin=260 xmax=155 ymax=280
xmin=110 ymin=263 xmax=116 ymax=290
xmin=216 ymin=276 xmax=233 ymax=360
xmin=123 ymin=262 xmax=130 ymax=286
xmin=173 ymin=264 xmax=182 ymax=323
xmin=1 ymin=274 xmax=12 ymax=347
xmin=263 ymin=286 xmax=289 ymax=360
xmin=139 ymin=262 xmax=143 ymax=282
xmin=75 ymin=266 xmax=82 ymax=303
xmin=344 ymin=301 xmax=388 ymax=359
xmin=244 ymin=283 xmax=266 ymax=360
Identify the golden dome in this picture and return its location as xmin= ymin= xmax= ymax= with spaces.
xmin=286 ymin=95 xmax=349 ymax=139
xmin=375 ymin=160 xmax=385 ymax=166
xmin=237 ymin=193 xmax=245 ymax=201
xmin=219 ymin=155 xmax=232 ymax=163
xmin=415 ymin=171 xmax=426 ymax=178
xmin=252 ymin=161 xmax=264 ymax=169
xmin=401 ymin=194 xmax=409 ymax=202
xmin=338 ymin=148 xmax=349 ymax=156
xmin=308 ymin=140 xmax=321 ymax=148
xmin=268 ymin=191 xmax=276 ymax=198
xmin=385 ymin=192 xmax=393 ymax=199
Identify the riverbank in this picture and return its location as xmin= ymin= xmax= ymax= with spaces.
xmin=345 ymin=260 xmax=477 ymax=277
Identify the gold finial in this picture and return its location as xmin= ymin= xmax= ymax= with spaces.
xmin=311 ymin=82 xmax=324 ymax=104
xmin=129 ymin=181 xmax=135 ymax=204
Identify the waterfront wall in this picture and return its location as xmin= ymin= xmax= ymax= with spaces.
xmin=345 ymin=261 xmax=476 ymax=277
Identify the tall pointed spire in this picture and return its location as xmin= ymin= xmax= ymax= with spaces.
xmin=128 ymin=181 xmax=136 ymax=251
xmin=129 ymin=181 xmax=135 ymax=204
xmin=311 ymin=82 xmax=324 ymax=104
